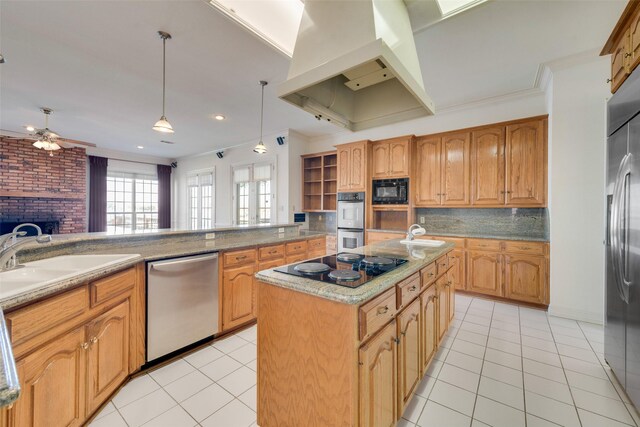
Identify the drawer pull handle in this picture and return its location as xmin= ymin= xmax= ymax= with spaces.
xmin=519 ymin=246 xmax=531 ymax=250
xmin=377 ymin=306 xmax=389 ymax=315
xmin=268 ymin=250 xmax=278 ymax=254
xmin=409 ymin=285 xmax=417 ymax=292
xmin=236 ymin=255 xmax=247 ymax=260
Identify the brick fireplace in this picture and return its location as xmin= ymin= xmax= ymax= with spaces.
xmin=0 ymin=137 xmax=87 ymax=234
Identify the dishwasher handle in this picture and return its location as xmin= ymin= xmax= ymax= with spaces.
xmin=149 ymin=253 xmax=218 ymax=272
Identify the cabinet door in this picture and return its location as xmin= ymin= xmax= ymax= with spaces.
xmin=471 ymin=127 xmax=505 ymax=205
xmin=420 ymin=286 xmax=437 ymax=374
xmin=441 ymin=132 xmax=471 ymax=206
xmin=350 ymin=143 xmax=367 ymax=191
xmin=11 ymin=327 xmax=86 ymax=427
xmin=448 ymin=249 xmax=465 ymax=291
xmin=222 ymin=264 xmax=256 ymax=330
xmin=436 ymin=277 xmax=449 ymax=343
xmin=86 ymin=300 xmax=130 ymax=414
xmin=397 ymin=299 xmax=421 ymax=412
xmin=389 ymin=139 xmax=409 ymax=177
xmin=359 ymin=320 xmax=397 ymax=427
xmin=504 ymin=254 xmax=547 ymax=304
xmin=467 ymin=251 xmax=503 ymax=297
xmin=337 ymin=145 xmax=351 ymax=192
xmin=371 ymin=142 xmax=390 ymax=179
xmin=612 ymin=29 xmax=631 ymax=93
xmin=446 ymin=274 xmax=455 ymax=323
xmin=415 ymin=137 xmax=441 ymax=206
xmin=505 ymin=120 xmax=546 ymax=206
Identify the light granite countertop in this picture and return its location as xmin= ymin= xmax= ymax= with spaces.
xmin=256 ymin=239 xmax=454 ymax=305
xmin=366 ymin=228 xmax=549 ymax=242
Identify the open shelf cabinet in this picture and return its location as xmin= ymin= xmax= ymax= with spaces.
xmin=302 ymin=151 xmax=338 ymax=212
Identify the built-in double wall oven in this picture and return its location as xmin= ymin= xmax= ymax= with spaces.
xmin=337 ymin=192 xmax=365 ymax=251
xmin=372 ymin=178 xmax=409 ymax=205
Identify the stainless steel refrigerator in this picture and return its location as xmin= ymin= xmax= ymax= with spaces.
xmin=606 ymin=67 xmax=640 ymax=407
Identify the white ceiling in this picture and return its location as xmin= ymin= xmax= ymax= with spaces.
xmin=0 ymin=0 xmax=626 ymax=159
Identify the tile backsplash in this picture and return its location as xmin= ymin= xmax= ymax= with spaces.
xmin=307 ymin=212 xmax=336 ymax=233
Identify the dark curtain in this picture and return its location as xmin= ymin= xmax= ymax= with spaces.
xmin=157 ymin=164 xmax=172 ymax=229
xmin=88 ymin=156 xmax=108 ymax=232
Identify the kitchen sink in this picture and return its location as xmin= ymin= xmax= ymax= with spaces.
xmin=399 ymin=239 xmax=446 ymax=247
xmin=0 ymin=254 xmax=140 ymax=300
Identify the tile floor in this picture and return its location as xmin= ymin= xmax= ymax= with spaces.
xmin=89 ymin=294 xmax=640 ymax=427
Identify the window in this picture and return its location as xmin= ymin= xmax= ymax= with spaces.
xmin=233 ymin=162 xmax=275 ymax=225
xmin=107 ymin=172 xmax=158 ymax=234
xmin=187 ymin=170 xmax=215 ymax=230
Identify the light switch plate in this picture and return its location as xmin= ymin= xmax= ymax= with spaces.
xmin=419 ymin=216 xmax=426 ymax=224
xmin=205 ymin=233 xmax=216 ymax=240
xmin=278 ymin=228 xmax=285 ymax=233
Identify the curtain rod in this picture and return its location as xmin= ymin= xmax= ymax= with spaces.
xmin=97 ymin=156 xmax=171 ymax=167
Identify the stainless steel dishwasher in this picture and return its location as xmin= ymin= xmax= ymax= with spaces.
xmin=147 ymin=253 xmax=218 ymax=362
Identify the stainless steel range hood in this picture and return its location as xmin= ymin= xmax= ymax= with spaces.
xmin=278 ymin=0 xmax=435 ymax=132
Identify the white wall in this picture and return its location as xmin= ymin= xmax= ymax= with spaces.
xmin=173 ymin=130 xmax=292 ymax=228
xmin=547 ymin=56 xmax=610 ymax=324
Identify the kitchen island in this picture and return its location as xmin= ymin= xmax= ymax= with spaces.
xmin=255 ymin=240 xmax=455 ymax=427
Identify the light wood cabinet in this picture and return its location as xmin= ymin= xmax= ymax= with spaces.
xmin=359 ymin=320 xmax=397 ymax=427
xmin=222 ymin=264 xmax=256 ymax=330
xmin=441 ymin=132 xmax=471 ymax=206
xmin=505 ymin=120 xmax=546 ymax=206
xmin=471 ymin=127 xmax=505 ymax=205
xmin=414 ymin=137 xmax=441 ymax=206
xmin=301 ymin=151 xmax=337 ymax=212
xmin=420 ymin=285 xmax=437 ymax=374
xmin=613 ymin=28 xmax=631 ymax=93
xmin=601 ymin=2 xmax=640 ymax=92
xmin=371 ymin=137 xmax=410 ymax=179
xmin=366 ymin=231 xmax=405 ymax=245
xmin=397 ymin=299 xmax=421 ymax=413
xmin=631 ymin=9 xmax=640 ymax=71
xmin=436 ymin=276 xmax=450 ymax=342
xmin=504 ymin=254 xmax=547 ymax=305
xmin=337 ymin=141 xmax=368 ymax=192
xmin=447 ymin=248 xmax=465 ymax=291
xmin=467 ymin=251 xmax=503 ymax=297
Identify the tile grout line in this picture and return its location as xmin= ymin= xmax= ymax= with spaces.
xmin=516 ymin=304 xmax=527 ymax=427
xmin=469 ymin=299 xmax=496 ymax=425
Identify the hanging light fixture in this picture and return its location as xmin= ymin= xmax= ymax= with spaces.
xmin=253 ymin=80 xmax=268 ymax=154
xmin=31 ymin=108 xmax=62 ymax=157
xmin=153 ymin=31 xmax=174 ymax=134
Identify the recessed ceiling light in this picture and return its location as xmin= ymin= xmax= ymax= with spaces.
xmin=137 ymin=145 xmax=144 ymax=149
xmin=25 ymin=125 xmax=35 ymax=132
xmin=214 ymin=115 xmax=226 ymax=121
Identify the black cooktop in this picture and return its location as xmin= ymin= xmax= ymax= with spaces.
xmin=274 ymin=252 xmax=408 ymax=288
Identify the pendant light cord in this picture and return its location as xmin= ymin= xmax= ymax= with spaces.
xmin=260 ymin=83 xmax=264 ymax=142
xmin=162 ymin=36 xmax=166 ymax=117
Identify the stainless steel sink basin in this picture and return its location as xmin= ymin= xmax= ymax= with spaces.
xmin=399 ymin=239 xmax=446 ymax=247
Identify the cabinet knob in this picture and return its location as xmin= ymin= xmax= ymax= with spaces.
xmin=90 ymin=337 xmax=98 ymax=344
xmin=625 ymin=53 xmax=632 ymax=58
xmin=81 ymin=342 xmax=89 ymax=350
xmin=409 ymin=285 xmax=417 ymax=292
xmin=377 ymin=306 xmax=389 ymax=315
xmin=607 ymin=78 xmax=612 ymax=83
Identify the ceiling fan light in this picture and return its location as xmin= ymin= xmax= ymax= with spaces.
xmin=48 ymin=142 xmax=62 ymax=151
xmin=33 ymin=140 xmax=45 ymax=149
xmin=253 ymin=140 xmax=267 ymax=154
xmin=153 ymin=116 xmax=174 ymax=133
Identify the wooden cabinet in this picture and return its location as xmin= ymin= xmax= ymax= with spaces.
xmin=504 ymin=254 xmax=547 ymax=304
xmin=631 ymin=10 xmax=640 ymax=71
xmin=446 ymin=273 xmax=455 ymax=322
xmin=467 ymin=251 xmax=503 ymax=297
xmin=414 ymin=137 xmax=441 ymax=206
xmin=397 ymin=299 xmax=421 ymax=413
xmin=301 ymin=151 xmax=337 ymax=212
xmin=371 ymin=137 xmax=410 ymax=179
xmin=12 ymin=327 xmax=87 ymax=427
xmin=436 ymin=276 xmax=450 ymax=342
xmin=222 ymin=264 xmax=256 ymax=330
xmin=420 ymin=285 xmax=437 ymax=374
xmin=447 ymin=249 xmax=465 ymax=291
xmin=366 ymin=231 xmax=405 ymax=245
xmin=86 ymin=301 xmax=130 ymax=414
xmin=359 ymin=320 xmax=397 ymax=427
xmin=505 ymin=120 xmax=546 ymax=206
xmin=337 ymin=141 xmax=368 ymax=192
xmin=601 ymin=2 xmax=640 ymax=92
xmin=471 ymin=127 xmax=505 ymax=205
xmin=441 ymin=133 xmax=471 ymax=205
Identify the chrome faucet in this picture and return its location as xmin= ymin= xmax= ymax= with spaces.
xmin=0 ymin=224 xmax=52 ymax=272
xmin=406 ymin=224 xmax=426 ymax=241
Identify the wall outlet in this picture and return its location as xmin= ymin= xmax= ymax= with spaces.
xmin=278 ymin=228 xmax=285 ymax=233
xmin=205 ymin=233 xmax=216 ymax=240
xmin=419 ymin=216 xmax=426 ymax=224
xmin=319 ymin=215 xmax=323 ymax=221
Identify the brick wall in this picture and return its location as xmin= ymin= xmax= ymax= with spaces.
xmin=0 ymin=137 xmax=87 ymax=233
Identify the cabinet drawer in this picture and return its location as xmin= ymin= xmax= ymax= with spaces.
xmin=223 ymin=248 xmax=257 ymax=267
xmin=90 ymin=268 xmax=135 ymax=307
xmin=308 ymin=250 xmax=326 ymax=259
xmin=258 ymin=258 xmax=284 ymax=271
xmin=467 ymin=239 xmax=501 ymax=251
xmin=259 ymin=244 xmax=285 ymax=261
xmin=397 ymin=273 xmax=421 ymax=309
xmin=436 ymin=255 xmax=449 ymax=276
xmin=307 ymin=237 xmax=326 ymax=252
xmin=286 ymin=253 xmax=308 ymax=264
xmin=359 ymin=288 xmax=397 ymax=341
xmin=420 ymin=263 xmax=437 ymax=289
xmin=502 ymin=241 xmax=546 ymax=256
xmin=7 ymin=286 xmax=89 ymax=347
xmin=286 ymin=240 xmax=308 ymax=255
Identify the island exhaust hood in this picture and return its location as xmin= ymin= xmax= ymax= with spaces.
xmin=278 ymin=0 xmax=435 ymax=132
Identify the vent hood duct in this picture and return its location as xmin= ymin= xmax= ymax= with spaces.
xmin=278 ymin=0 xmax=435 ymax=132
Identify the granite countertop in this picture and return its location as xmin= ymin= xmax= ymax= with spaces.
xmin=366 ymin=228 xmax=548 ymax=242
xmin=0 ymin=230 xmax=329 ymax=311
xmin=256 ymin=240 xmax=454 ymax=305
xmin=0 ymin=309 xmax=19 ymax=408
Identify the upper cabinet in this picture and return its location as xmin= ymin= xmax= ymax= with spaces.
xmin=415 ymin=117 xmax=546 ymax=208
xmin=301 ymin=151 xmax=337 ymax=212
xmin=601 ymin=1 xmax=640 ymax=93
xmin=337 ymin=141 xmax=368 ymax=192
xmin=371 ymin=137 xmax=411 ymax=179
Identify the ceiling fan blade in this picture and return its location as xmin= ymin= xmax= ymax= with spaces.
xmin=0 ymin=129 xmax=37 ymax=140
xmin=0 ymin=130 xmax=96 ymax=148
xmin=56 ymin=137 xmax=96 ymax=148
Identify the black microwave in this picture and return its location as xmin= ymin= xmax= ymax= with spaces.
xmin=372 ymin=178 xmax=409 ymax=205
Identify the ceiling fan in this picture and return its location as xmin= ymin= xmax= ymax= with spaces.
xmin=1 ymin=107 xmax=96 ymax=156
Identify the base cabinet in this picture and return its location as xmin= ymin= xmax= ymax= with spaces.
xmin=397 ymin=299 xmax=421 ymax=413
xmin=467 ymin=251 xmax=503 ymax=297
xmin=448 ymin=249 xmax=465 ymax=291
xmin=359 ymin=320 xmax=398 ymax=427
xmin=436 ymin=277 xmax=450 ymax=342
xmin=504 ymin=254 xmax=547 ymax=304
xmin=420 ymin=286 xmax=438 ymax=374
xmin=222 ymin=264 xmax=256 ymax=330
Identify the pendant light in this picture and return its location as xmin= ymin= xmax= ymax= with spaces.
xmin=32 ymin=108 xmax=62 ymax=157
xmin=153 ymin=31 xmax=174 ymax=134
xmin=253 ymin=80 xmax=268 ymax=154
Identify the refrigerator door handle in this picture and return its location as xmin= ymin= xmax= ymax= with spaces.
xmin=612 ymin=153 xmax=633 ymax=303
